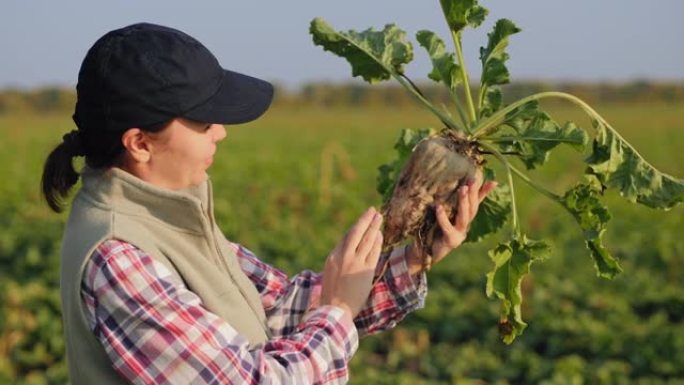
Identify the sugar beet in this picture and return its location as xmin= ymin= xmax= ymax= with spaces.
xmin=381 ymin=133 xmax=482 ymax=266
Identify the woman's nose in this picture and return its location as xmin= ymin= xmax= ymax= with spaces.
xmin=211 ymin=124 xmax=227 ymax=142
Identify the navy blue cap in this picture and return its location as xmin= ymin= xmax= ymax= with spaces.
xmin=73 ymin=23 xmax=273 ymax=132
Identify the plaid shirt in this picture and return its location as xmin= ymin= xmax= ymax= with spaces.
xmin=81 ymin=239 xmax=427 ymax=384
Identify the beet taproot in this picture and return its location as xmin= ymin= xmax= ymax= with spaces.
xmin=381 ymin=133 xmax=483 ymax=267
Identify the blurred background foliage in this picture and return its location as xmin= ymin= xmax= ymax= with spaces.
xmin=0 ymin=82 xmax=683 ymax=384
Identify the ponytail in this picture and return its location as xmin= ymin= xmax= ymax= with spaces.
xmin=41 ymin=130 xmax=85 ymax=213
xmin=41 ymin=121 xmax=170 ymax=213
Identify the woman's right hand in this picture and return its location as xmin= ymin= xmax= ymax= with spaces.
xmin=320 ymin=207 xmax=384 ymax=319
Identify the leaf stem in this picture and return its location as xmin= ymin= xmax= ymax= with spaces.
xmin=471 ymin=93 xmax=542 ymax=138
xmin=449 ymin=88 xmax=470 ymax=129
xmin=399 ymin=73 xmax=427 ymax=99
xmin=479 ymin=141 xmax=521 ymax=239
xmin=336 ymin=31 xmax=463 ymax=132
xmin=452 ymin=30 xmax=477 ymax=127
xmin=508 ymin=164 xmax=562 ymax=202
xmin=507 ymin=163 xmax=611 ymax=253
xmin=472 ymin=91 xmax=675 ymax=181
xmin=394 ymin=73 xmax=462 ymax=131
xmin=480 ymin=136 xmax=586 ymax=145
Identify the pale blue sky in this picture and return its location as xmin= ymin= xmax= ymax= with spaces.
xmin=1 ymin=0 xmax=682 ymax=89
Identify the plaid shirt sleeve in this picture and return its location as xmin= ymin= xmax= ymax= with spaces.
xmin=81 ymin=239 xmax=359 ymax=385
xmin=230 ymin=242 xmax=427 ymax=338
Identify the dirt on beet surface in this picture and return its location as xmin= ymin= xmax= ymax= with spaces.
xmin=381 ymin=132 xmax=483 ymax=261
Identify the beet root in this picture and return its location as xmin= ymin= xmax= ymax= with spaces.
xmin=381 ymin=133 xmax=482 ymax=267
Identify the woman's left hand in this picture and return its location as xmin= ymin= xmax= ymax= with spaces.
xmin=406 ymin=169 xmax=498 ymax=274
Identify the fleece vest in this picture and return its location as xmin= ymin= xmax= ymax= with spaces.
xmin=60 ymin=167 xmax=270 ymax=384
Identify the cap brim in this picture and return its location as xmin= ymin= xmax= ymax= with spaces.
xmin=183 ymin=69 xmax=273 ymax=125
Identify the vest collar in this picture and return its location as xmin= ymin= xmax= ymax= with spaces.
xmin=80 ymin=167 xmax=214 ymax=234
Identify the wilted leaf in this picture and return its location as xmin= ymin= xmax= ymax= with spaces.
xmin=310 ymin=18 xmax=413 ymax=84
xmin=586 ymin=121 xmax=684 ymax=209
xmin=486 ymin=236 xmax=551 ymax=344
xmin=559 ymin=181 xmax=622 ymax=278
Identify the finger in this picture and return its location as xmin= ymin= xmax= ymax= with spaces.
xmin=455 ymin=186 xmax=470 ymax=231
xmin=328 ymin=236 xmax=345 ymax=262
xmin=345 ymin=207 xmax=378 ymax=250
xmin=468 ymin=183 xmax=480 ymax=221
xmin=356 ymin=212 xmax=383 ymax=257
xmin=468 ymin=168 xmax=484 ymax=190
xmin=439 ymin=203 xmax=465 ymax=249
xmin=435 ymin=204 xmax=454 ymax=234
xmin=469 ymin=181 xmax=498 ymax=221
xmin=324 ymin=253 xmax=340 ymax=275
xmin=366 ymin=231 xmax=383 ymax=264
xmin=468 ymin=172 xmax=483 ymax=217
xmin=478 ymin=181 xmax=498 ymax=204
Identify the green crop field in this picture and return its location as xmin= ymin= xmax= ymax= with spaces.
xmin=1 ymin=100 xmax=683 ymax=384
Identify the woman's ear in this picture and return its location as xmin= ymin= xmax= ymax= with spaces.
xmin=121 ymin=128 xmax=151 ymax=163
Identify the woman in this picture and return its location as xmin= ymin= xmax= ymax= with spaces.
xmin=42 ymin=23 xmax=495 ymax=384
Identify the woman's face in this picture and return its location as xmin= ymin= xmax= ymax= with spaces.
xmin=144 ymin=118 xmax=227 ymax=190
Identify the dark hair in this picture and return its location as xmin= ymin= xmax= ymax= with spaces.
xmin=41 ymin=120 xmax=168 ymax=213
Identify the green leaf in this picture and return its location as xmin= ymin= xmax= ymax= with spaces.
xmin=480 ymin=88 xmax=503 ymax=118
xmin=479 ymin=19 xmax=521 ymax=118
xmin=377 ymin=128 xmax=436 ymax=203
xmin=439 ymin=0 xmax=488 ymax=32
xmin=559 ymin=181 xmax=622 ymax=278
xmin=310 ymin=18 xmax=413 ymax=84
xmin=465 ymin=168 xmax=510 ymax=243
xmin=480 ymin=19 xmax=520 ymax=85
xmin=486 ymin=101 xmax=589 ymax=169
xmin=416 ymin=30 xmax=460 ymax=89
xmin=486 ymin=236 xmax=551 ymax=344
xmin=586 ymin=120 xmax=684 ymax=209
